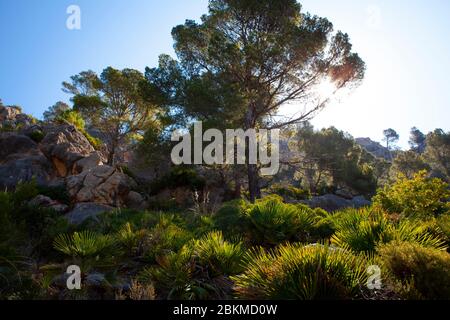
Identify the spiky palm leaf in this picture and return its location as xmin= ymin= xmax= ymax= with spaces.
xmin=232 ymin=243 xmax=369 ymax=300
xmin=331 ymin=208 xmax=447 ymax=253
xmin=53 ymin=231 xmax=117 ymax=258
xmin=194 ymin=231 xmax=244 ymax=276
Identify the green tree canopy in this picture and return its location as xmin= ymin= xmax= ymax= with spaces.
xmin=63 ymin=67 xmax=163 ymax=165
xmin=424 ymin=129 xmax=450 ymax=181
xmin=146 ymin=0 xmax=365 ymax=201
xmin=43 ymin=101 xmax=70 ymax=122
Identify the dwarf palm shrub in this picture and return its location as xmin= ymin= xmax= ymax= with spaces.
xmin=245 ymin=196 xmax=316 ymax=245
xmin=331 ymin=208 xmax=446 ymax=253
xmin=143 ymin=231 xmax=244 ymax=300
xmin=54 ymin=231 xmax=119 ymax=270
xmin=233 ymin=243 xmax=368 ymax=300
xmin=143 ymin=217 xmax=193 ymax=263
xmin=378 ymin=241 xmax=450 ymax=299
xmin=331 ymin=208 xmax=392 ymax=253
xmin=193 ymin=231 xmax=244 ymax=276
xmin=115 ymin=223 xmax=149 ymax=257
xmin=141 ymin=246 xmax=199 ymax=299
xmin=213 ymin=199 xmax=249 ymax=237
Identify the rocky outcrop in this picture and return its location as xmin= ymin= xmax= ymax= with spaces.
xmin=0 ymin=104 xmax=35 ymax=131
xmin=40 ymin=124 xmax=96 ymax=177
xmin=73 ymin=151 xmax=105 ymax=174
xmin=302 ymin=194 xmax=371 ymax=212
xmin=0 ymin=106 xmax=146 ymax=219
xmin=356 ymin=137 xmax=391 ymax=161
xmin=0 ymin=133 xmax=55 ymax=189
xmin=29 ymin=195 xmax=69 ymax=213
xmin=0 ymin=105 xmax=21 ymax=121
xmin=66 ymin=165 xmax=138 ymax=207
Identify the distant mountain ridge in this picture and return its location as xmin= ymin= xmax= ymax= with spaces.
xmin=355 ymin=137 xmax=391 ymax=161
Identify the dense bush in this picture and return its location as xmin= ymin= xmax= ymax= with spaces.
xmin=267 ymin=184 xmax=311 ymax=201
xmin=149 ymin=167 xmax=206 ymax=195
xmin=213 ymin=197 xmax=337 ymax=245
xmin=1 ymin=175 xmax=449 ymax=300
xmin=244 ymin=196 xmax=316 ymax=245
xmin=143 ymin=231 xmax=243 ymax=300
xmin=142 ymin=215 xmax=193 ymax=263
xmin=56 ymin=109 xmax=102 ymax=150
xmin=233 ymin=243 xmax=369 ymax=300
xmin=53 ymin=231 xmax=120 ymax=270
xmin=27 ymin=129 xmax=45 ymax=143
xmin=378 ymin=241 xmax=450 ymax=299
xmin=331 ymin=208 xmax=446 ymax=253
xmin=213 ymin=199 xmax=249 ymax=237
xmin=373 ymin=171 xmax=450 ymax=218
xmin=193 ymin=231 xmax=244 ymax=276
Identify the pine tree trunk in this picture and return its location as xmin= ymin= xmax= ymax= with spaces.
xmin=247 ymin=163 xmax=261 ymax=203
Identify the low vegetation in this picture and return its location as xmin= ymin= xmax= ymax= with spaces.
xmin=0 ymin=171 xmax=449 ymax=300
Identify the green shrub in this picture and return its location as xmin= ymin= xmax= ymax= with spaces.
xmin=56 ymin=110 xmax=85 ymax=130
xmin=232 ymin=243 xmax=368 ymax=300
xmin=143 ymin=231 xmax=244 ymax=300
xmin=37 ymin=185 xmax=70 ymax=205
xmin=82 ymin=209 xmax=161 ymax=234
xmin=331 ymin=208 xmax=446 ymax=253
xmin=0 ymin=192 xmax=14 ymax=241
xmin=244 ymin=196 xmax=316 ymax=245
xmin=311 ymin=214 xmax=336 ymax=240
xmin=373 ymin=171 xmax=450 ymax=218
xmin=436 ymin=214 xmax=450 ymax=247
xmin=193 ymin=231 xmax=244 ymax=276
xmin=115 ymin=222 xmax=149 ymax=257
xmin=268 ymin=184 xmax=312 ymax=201
xmin=143 ymin=216 xmax=193 ymax=263
xmin=53 ymin=231 xmax=119 ymax=270
xmin=83 ymin=131 xmax=102 ymax=150
xmin=149 ymin=167 xmax=206 ymax=195
xmin=141 ymin=246 xmax=199 ymax=300
xmin=12 ymin=179 xmax=39 ymax=206
xmin=56 ymin=109 xmax=102 ymax=150
xmin=378 ymin=241 xmax=450 ymax=299
xmin=213 ymin=199 xmax=249 ymax=237
xmin=27 ymin=130 xmax=45 ymax=143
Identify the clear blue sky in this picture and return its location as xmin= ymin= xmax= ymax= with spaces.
xmin=1 ymin=0 xmax=449 ymax=148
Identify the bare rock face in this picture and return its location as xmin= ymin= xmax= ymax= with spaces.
xmin=0 ymin=105 xmax=21 ymax=122
xmin=73 ymin=151 xmax=105 ymax=174
xmin=66 ymin=165 xmax=138 ymax=207
xmin=0 ymin=105 xmax=35 ymax=131
xmin=0 ymin=133 xmax=55 ymax=189
xmin=40 ymin=124 xmax=95 ymax=177
xmin=355 ymin=137 xmax=392 ymax=160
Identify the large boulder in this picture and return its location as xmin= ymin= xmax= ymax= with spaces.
xmin=72 ymin=151 xmax=105 ymax=174
xmin=65 ymin=202 xmax=114 ymax=225
xmin=302 ymin=194 xmax=371 ymax=212
xmin=40 ymin=124 xmax=95 ymax=177
xmin=0 ymin=133 xmax=55 ymax=189
xmin=29 ymin=195 xmax=69 ymax=213
xmin=66 ymin=165 xmax=139 ymax=207
xmin=0 ymin=133 xmax=38 ymax=159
